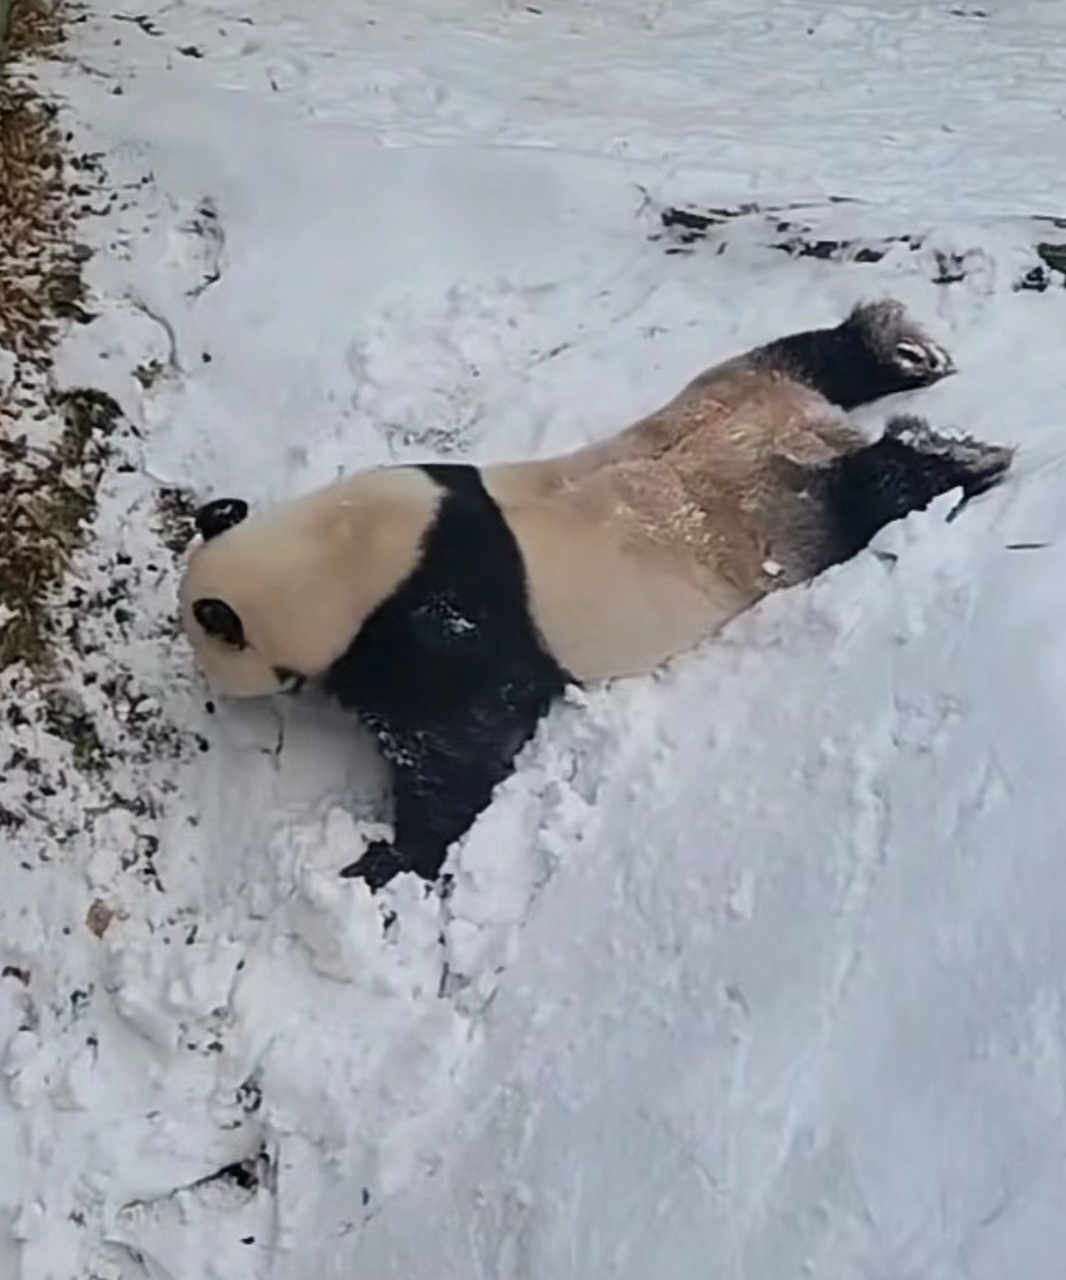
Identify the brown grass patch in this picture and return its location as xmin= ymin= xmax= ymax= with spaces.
xmin=5 ymin=0 xmax=67 ymax=58
xmin=0 ymin=0 xmax=114 ymax=674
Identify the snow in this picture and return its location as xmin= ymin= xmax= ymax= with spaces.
xmin=3 ymin=1 xmax=1066 ymax=1277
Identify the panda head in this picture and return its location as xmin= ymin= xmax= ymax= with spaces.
xmin=180 ymin=494 xmax=313 ymax=697
xmin=178 ymin=471 xmax=439 ymax=699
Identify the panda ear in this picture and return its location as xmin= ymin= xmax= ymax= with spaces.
xmin=195 ymin=498 xmax=249 ymax=542
xmin=193 ymin=598 xmax=246 ymax=649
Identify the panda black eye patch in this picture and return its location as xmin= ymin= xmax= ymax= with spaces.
xmin=193 ymin=597 xmax=246 ymax=649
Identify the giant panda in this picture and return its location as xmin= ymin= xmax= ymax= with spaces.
xmin=179 ymin=299 xmax=1012 ymax=891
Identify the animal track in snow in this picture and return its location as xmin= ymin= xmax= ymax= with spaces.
xmin=176 ymin=196 xmax=225 ymax=299
xmin=139 ymin=191 xmax=226 ymax=305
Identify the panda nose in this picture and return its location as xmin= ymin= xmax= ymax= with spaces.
xmin=273 ymin=666 xmax=306 ymax=694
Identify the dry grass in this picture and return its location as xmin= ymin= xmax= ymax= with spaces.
xmin=0 ymin=0 xmax=88 ymax=387
xmin=0 ymin=388 xmax=123 ymax=670
xmin=5 ymin=0 xmax=67 ymax=57
xmin=0 ymin=0 xmax=114 ymax=673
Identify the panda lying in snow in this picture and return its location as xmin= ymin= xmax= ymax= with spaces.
xmin=179 ymin=299 xmax=1012 ymax=892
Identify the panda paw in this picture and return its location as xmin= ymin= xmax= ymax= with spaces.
xmin=339 ymin=840 xmax=405 ymax=892
xmin=884 ymin=415 xmax=1014 ymax=496
xmin=848 ymin=299 xmax=955 ymax=388
xmin=889 ymin=333 xmax=954 ymax=386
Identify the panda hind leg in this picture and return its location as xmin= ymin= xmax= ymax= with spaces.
xmin=751 ymin=299 xmax=955 ymax=410
xmin=819 ymin=414 xmax=1014 ymax=565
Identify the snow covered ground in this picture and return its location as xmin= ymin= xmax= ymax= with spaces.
xmin=3 ymin=1 xmax=1066 ymax=1277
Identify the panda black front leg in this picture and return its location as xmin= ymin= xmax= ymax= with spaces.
xmin=340 ymin=840 xmax=404 ymax=893
xmin=329 ymin=460 xmax=571 ymax=892
xmin=339 ymin=680 xmax=563 ymax=892
xmin=338 ymin=766 xmax=465 ymax=892
xmin=338 ymin=733 xmax=529 ymax=892
xmin=752 ymin=298 xmax=955 ymax=410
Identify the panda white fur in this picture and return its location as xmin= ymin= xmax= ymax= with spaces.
xmin=179 ymin=299 xmax=1012 ymax=890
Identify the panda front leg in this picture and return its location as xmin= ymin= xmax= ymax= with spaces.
xmin=339 ymin=757 xmax=513 ymax=891
xmin=341 ymin=754 xmax=505 ymax=891
xmin=751 ymin=298 xmax=955 ymax=410
xmin=339 ymin=697 xmax=553 ymax=892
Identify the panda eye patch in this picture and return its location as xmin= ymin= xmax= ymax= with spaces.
xmin=193 ymin=598 xmax=246 ymax=649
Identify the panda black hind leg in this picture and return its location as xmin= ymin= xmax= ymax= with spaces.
xmin=818 ymin=414 xmax=1014 ymax=565
xmin=751 ymin=298 xmax=955 ymax=410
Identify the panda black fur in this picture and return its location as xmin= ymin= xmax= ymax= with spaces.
xmin=179 ymin=299 xmax=1012 ymax=891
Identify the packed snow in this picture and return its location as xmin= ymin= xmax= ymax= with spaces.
xmin=3 ymin=1 xmax=1066 ymax=1277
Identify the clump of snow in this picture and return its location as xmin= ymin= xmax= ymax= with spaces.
xmin=3 ymin=2 xmax=1066 ymax=1279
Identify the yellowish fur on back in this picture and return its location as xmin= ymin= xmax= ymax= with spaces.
xmin=482 ymin=361 xmax=864 ymax=680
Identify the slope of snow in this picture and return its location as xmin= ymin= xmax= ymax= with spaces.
xmin=3 ymin=2 xmax=1066 ymax=1278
